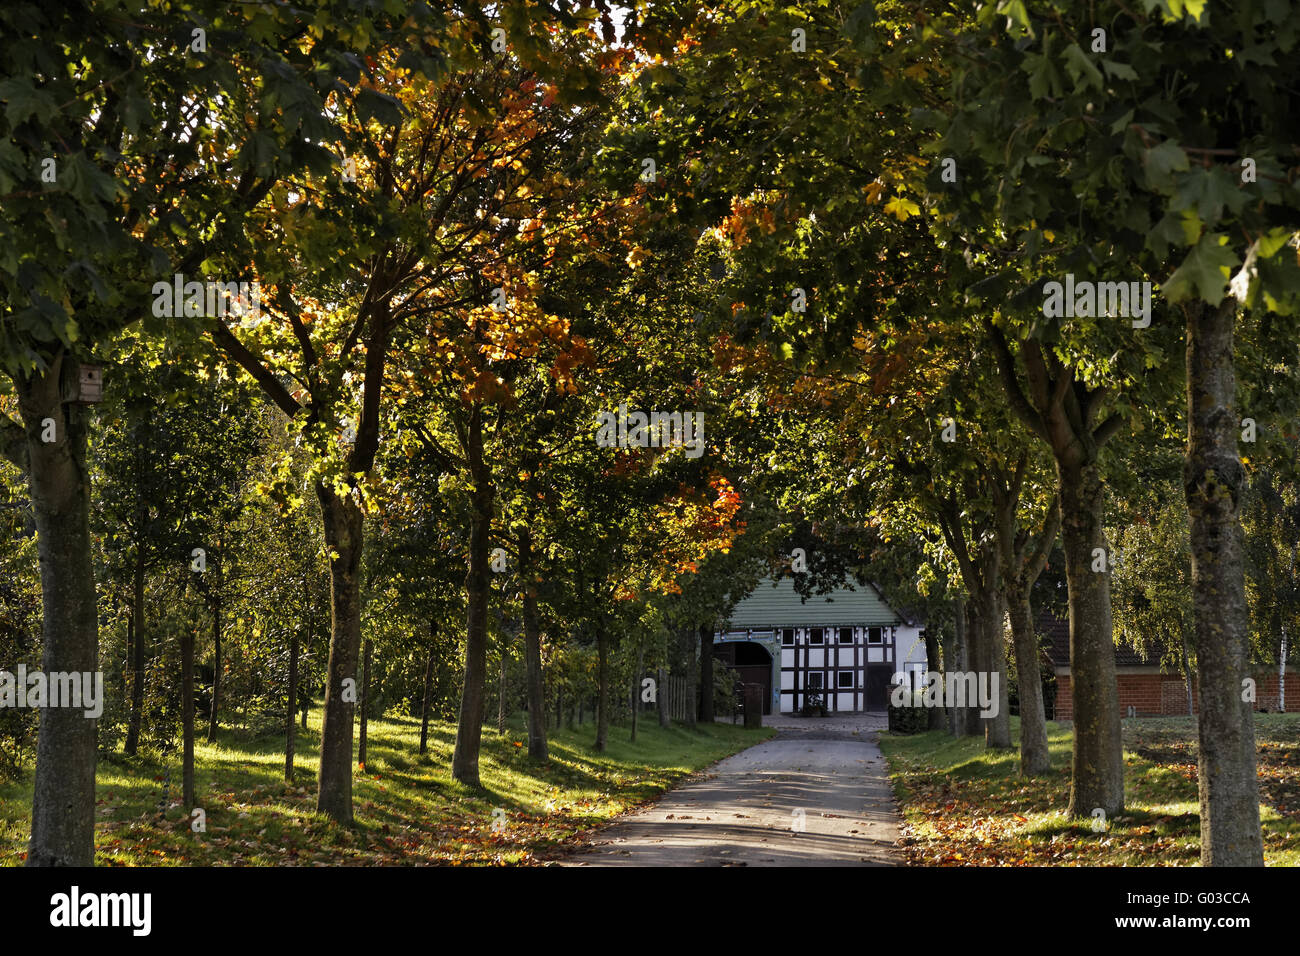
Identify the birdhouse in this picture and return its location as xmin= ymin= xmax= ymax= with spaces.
xmin=74 ymin=363 xmax=103 ymax=404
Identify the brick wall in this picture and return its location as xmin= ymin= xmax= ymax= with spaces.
xmin=1053 ymin=670 xmax=1300 ymax=719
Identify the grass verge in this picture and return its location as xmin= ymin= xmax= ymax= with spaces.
xmin=0 ymin=708 xmax=773 ymax=866
xmin=878 ymin=713 xmax=1300 ymax=866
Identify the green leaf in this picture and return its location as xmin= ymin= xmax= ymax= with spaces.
xmin=1101 ymin=61 xmax=1138 ymax=81
xmin=1161 ymin=233 xmax=1240 ymax=306
xmin=355 ymin=88 xmax=405 ymax=126
xmin=1142 ymin=140 xmax=1189 ymax=192
xmin=0 ymin=78 xmax=59 ymax=126
xmin=1061 ymin=43 xmax=1104 ymax=92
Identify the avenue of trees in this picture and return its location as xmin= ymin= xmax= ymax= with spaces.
xmin=3 ymin=0 xmax=1299 ymax=868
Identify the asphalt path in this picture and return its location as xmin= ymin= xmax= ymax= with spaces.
xmin=563 ymin=714 xmax=902 ymax=867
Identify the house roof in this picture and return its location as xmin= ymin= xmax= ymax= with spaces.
xmin=724 ymin=576 xmax=910 ymax=630
xmin=1037 ymin=609 xmax=1159 ymax=669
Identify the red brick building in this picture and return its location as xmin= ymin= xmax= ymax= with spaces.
xmin=1039 ymin=612 xmax=1300 ymax=719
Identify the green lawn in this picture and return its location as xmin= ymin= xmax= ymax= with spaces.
xmin=0 ymin=708 xmax=773 ymax=866
xmin=879 ymin=714 xmax=1300 ymax=866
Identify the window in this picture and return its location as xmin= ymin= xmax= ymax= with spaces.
xmin=868 ymin=626 xmax=883 ymax=645
xmin=837 ymin=671 xmax=854 ymax=688
xmin=838 ymin=627 xmax=853 ymax=644
xmin=782 ymin=628 xmax=795 ymax=646
xmin=807 ymin=672 xmax=824 ymax=689
xmin=809 ymin=628 xmax=824 ymax=645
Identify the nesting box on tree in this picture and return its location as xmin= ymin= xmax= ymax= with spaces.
xmin=66 ymin=363 xmax=103 ymax=404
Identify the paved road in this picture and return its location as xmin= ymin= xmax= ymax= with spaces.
xmin=563 ymin=714 xmax=901 ymax=867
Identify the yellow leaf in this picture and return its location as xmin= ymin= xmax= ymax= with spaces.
xmin=884 ymin=196 xmax=921 ymax=221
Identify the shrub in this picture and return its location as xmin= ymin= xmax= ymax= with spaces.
xmin=888 ymin=690 xmax=927 ymax=734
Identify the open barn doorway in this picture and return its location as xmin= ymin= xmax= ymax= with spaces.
xmin=713 ymin=641 xmax=773 ymax=715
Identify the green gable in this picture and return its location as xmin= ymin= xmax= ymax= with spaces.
xmin=724 ymin=577 xmax=904 ymax=629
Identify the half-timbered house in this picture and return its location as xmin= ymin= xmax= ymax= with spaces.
xmin=713 ymin=576 xmax=927 ymax=715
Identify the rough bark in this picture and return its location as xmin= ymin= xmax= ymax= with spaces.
xmin=519 ymin=529 xmax=548 ymax=760
xmin=419 ymin=623 xmax=436 ymax=756
xmin=125 ymin=550 xmax=146 ymax=755
xmin=595 ymin=619 xmax=610 ymax=751
xmin=1058 ymin=459 xmax=1124 ymax=816
xmin=21 ymin=357 xmax=99 ymax=867
xmin=315 ymin=485 xmax=365 ymax=822
xmin=935 ymin=496 xmax=1001 ymax=741
xmin=924 ymin=624 xmax=946 ymax=731
xmin=286 ymin=621 xmax=299 ymax=783
xmin=949 ymin=600 xmax=966 ymax=737
xmin=1007 ymin=591 xmax=1050 ymax=773
xmin=630 ymin=648 xmax=643 ymax=743
xmin=988 ymin=321 xmax=1124 ymax=817
xmin=684 ymin=628 xmax=698 ymax=730
xmin=358 ymin=638 xmax=372 ymax=768
xmin=699 ymin=621 xmax=714 ymax=723
xmin=452 ymin=406 xmax=493 ymax=787
xmin=1184 ymin=297 xmax=1263 ymax=866
xmin=207 ymin=587 xmax=221 ymax=743
xmin=992 ymin=468 xmax=1058 ymax=776
xmin=497 ymin=632 xmax=508 ymax=735
xmin=972 ymin=587 xmax=1011 ymax=748
xmin=181 ymin=619 xmax=196 ymax=809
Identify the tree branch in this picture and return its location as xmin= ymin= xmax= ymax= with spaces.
xmin=1023 ymin=494 xmax=1061 ymax=585
xmin=0 ymin=411 xmax=28 ymax=473
xmin=985 ymin=319 xmax=1050 ymax=443
xmin=209 ymin=321 xmax=302 ymax=418
xmin=1093 ymin=413 xmax=1125 ymax=448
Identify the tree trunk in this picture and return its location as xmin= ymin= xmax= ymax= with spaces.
xmin=629 ymin=674 xmax=638 ymax=742
xmin=20 ymin=358 xmax=98 ymax=867
xmin=630 ymin=647 xmax=644 ymax=742
xmin=1007 ymin=588 xmax=1050 ymax=774
xmin=1059 ymin=460 xmax=1124 ymax=817
xmin=595 ymin=620 xmax=610 ymax=751
xmin=699 ymin=621 xmax=714 ymax=723
xmin=452 ymin=406 xmax=493 ymax=787
xmin=1181 ymin=637 xmax=1195 ymax=717
xmin=657 ymin=665 xmax=670 ymax=728
xmin=924 ymin=623 xmax=946 ymax=731
xmin=1280 ymin=629 xmax=1288 ymax=714
xmin=497 ymin=632 xmax=509 ymax=735
xmin=300 ymin=606 xmax=311 ymax=731
xmin=125 ymin=549 xmax=146 ymax=756
xmin=972 ymin=588 xmax=1011 ymax=748
xmin=519 ymin=528 xmax=548 ymax=760
xmin=207 ymin=588 xmax=221 ymax=743
xmin=358 ymin=638 xmax=372 ymax=768
xmin=286 ymin=621 xmax=299 ymax=783
xmin=314 ymin=485 xmax=365 ymax=823
xmin=957 ymin=600 xmax=980 ymax=736
xmin=1184 ymin=297 xmax=1263 ymax=866
xmin=956 ymin=598 xmax=967 ymax=738
xmin=181 ymin=618 xmax=196 ymax=809
xmin=419 ymin=624 xmax=436 ymax=756
xmin=684 ymin=628 xmax=698 ymax=730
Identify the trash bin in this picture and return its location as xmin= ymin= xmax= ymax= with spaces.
xmin=744 ymin=684 xmax=763 ymax=728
